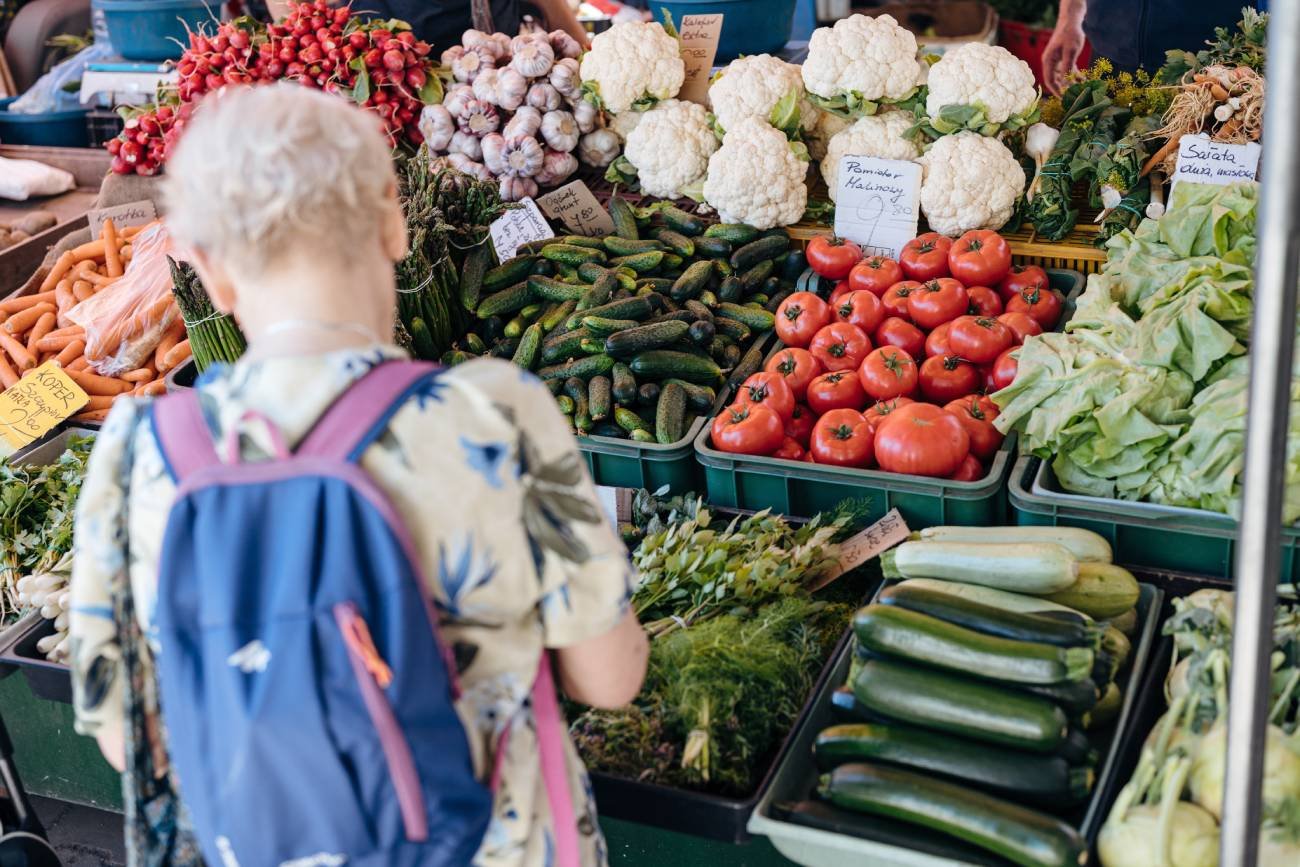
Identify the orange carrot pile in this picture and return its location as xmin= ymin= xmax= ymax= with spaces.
xmin=0 ymin=219 xmax=189 ymax=422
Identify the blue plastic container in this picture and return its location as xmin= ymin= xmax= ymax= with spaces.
xmin=93 ymin=0 xmax=212 ymax=62
xmin=0 ymin=98 xmax=89 ymax=147
xmin=660 ymin=0 xmax=797 ymax=62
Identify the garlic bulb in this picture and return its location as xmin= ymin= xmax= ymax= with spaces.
xmin=496 ymin=68 xmax=528 ymax=112
xmin=549 ymin=58 xmax=581 ymax=99
xmin=443 ymin=84 xmax=475 ymax=118
xmin=419 ymin=104 xmax=456 ymax=151
xmin=501 ymin=136 xmax=545 ymax=178
xmin=572 ymin=99 xmax=598 ymax=134
xmin=535 ymin=149 xmax=579 ymax=186
xmin=511 ymin=37 xmax=555 ymax=79
xmin=504 ymin=106 xmax=543 ymax=139
xmin=452 ymin=47 xmax=491 ymax=83
xmin=527 ymin=83 xmax=562 ymax=113
xmin=541 ymin=110 xmax=580 ymax=152
xmin=500 ymin=175 xmax=540 ymax=202
xmin=480 ymin=133 xmax=508 ymax=175
xmin=578 ymin=128 xmax=620 ymax=168
xmin=440 ymin=45 xmax=466 ymax=67
xmin=548 ymin=29 xmax=583 ymax=60
xmin=473 ymin=68 xmax=501 ymax=104
xmin=462 ymin=29 xmax=493 ymax=53
xmin=458 ymin=99 xmax=500 ymax=136
xmin=450 ymin=130 xmax=484 ymax=161
xmin=489 ymin=32 xmax=511 ymax=60
xmin=1024 ymin=123 xmax=1060 ymax=202
xmin=445 ymin=153 xmax=494 ymax=182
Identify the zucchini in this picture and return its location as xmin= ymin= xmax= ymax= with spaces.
xmin=1056 ymin=727 xmax=1096 ymax=766
xmin=611 ymin=364 xmax=637 ymax=404
xmin=854 ymin=605 xmax=1095 ymax=686
xmin=883 ymin=542 xmax=1079 ymax=595
xmin=913 ymin=526 xmax=1112 ymax=563
xmin=588 ymin=375 xmax=612 ymax=421
xmin=477 ymin=282 xmax=532 ymax=319
xmin=605 ymin=320 xmax=692 ymax=358
xmin=1040 ymin=562 xmax=1140 ymax=619
xmin=653 ymin=228 xmax=695 ymax=257
xmin=461 ymin=243 xmax=491 ymax=312
xmin=704 ymin=222 xmax=759 ymax=244
xmin=541 ymin=327 xmax=594 ymax=363
xmin=818 ymin=764 xmax=1087 ymax=867
xmin=537 ymin=353 xmax=616 ymax=382
xmin=528 ymin=274 xmax=590 ymax=302
xmin=831 ymin=686 xmax=871 ymax=720
xmin=638 ymin=382 xmax=661 ymax=406
xmin=1081 ymin=683 xmax=1121 ymax=730
xmin=656 ymin=204 xmax=706 ymax=235
xmin=891 ymin=579 xmax=1094 ymax=623
xmin=877 ymin=582 xmax=1100 ymax=648
xmin=483 ymin=254 xmax=535 ymax=291
xmin=567 ymin=296 xmax=654 ymax=329
xmin=541 ymin=243 xmax=606 ymax=266
xmin=1106 ymin=607 xmax=1138 ymax=638
xmin=629 ymin=350 xmax=722 ymax=385
xmin=603 ymin=236 xmax=663 ymax=256
xmin=583 ymin=316 xmax=640 ymax=337
xmin=694 ymin=236 xmax=733 ymax=259
xmin=688 ymin=319 xmax=715 ymax=347
xmin=540 ymin=300 xmax=577 ymax=333
xmin=511 ymin=323 xmax=544 ymax=371
xmin=814 ymin=724 xmax=1094 ymax=803
xmin=609 ymin=195 xmax=639 ymax=240
xmin=665 ymin=379 xmax=716 ymax=412
xmin=614 ymin=406 xmax=651 ymax=433
xmin=610 ymin=251 xmax=665 ymax=273
xmin=1013 ymin=678 xmax=1101 ymax=715
xmin=576 ymin=273 xmax=618 ymax=311
xmin=727 ymin=341 xmax=768 ymax=386
xmin=716 ymin=302 xmax=776 ymax=332
xmin=1101 ymin=625 xmax=1131 ymax=671
xmin=655 ymin=381 xmax=688 ymax=444
xmin=853 ymin=658 xmax=1068 ymax=752
xmin=730 ymin=234 xmax=788 ymax=271
xmin=670 ymin=260 xmax=714 ymax=302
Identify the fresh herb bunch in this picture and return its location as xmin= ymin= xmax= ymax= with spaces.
xmin=1079 ymin=59 xmax=1173 ymax=118
xmin=1027 ymin=79 xmax=1112 ymax=240
xmin=169 ymin=257 xmax=246 ymax=372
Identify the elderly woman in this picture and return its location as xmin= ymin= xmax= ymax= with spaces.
xmin=68 ymin=83 xmax=647 ymax=867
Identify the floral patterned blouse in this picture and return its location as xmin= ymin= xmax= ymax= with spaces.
xmin=69 ymin=345 xmax=635 ymax=867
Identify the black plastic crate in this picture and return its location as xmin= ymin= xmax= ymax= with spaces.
xmin=0 ymin=614 xmax=70 ymax=705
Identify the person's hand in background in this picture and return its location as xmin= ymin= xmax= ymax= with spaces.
xmin=1042 ymin=0 xmax=1087 ymax=96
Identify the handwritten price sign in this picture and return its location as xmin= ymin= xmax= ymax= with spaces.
xmin=537 ymin=181 xmax=615 ymax=237
xmin=1171 ymin=133 xmax=1260 ymax=198
xmin=808 ymin=508 xmax=911 ymax=592
xmin=677 ymin=14 xmax=723 ymax=105
xmin=489 ymin=197 xmax=555 ymax=262
xmin=833 ymin=156 xmax=922 ymax=260
xmin=0 ymin=362 xmax=89 ymax=449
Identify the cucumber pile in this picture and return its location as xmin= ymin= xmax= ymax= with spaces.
xmin=809 ymin=526 xmax=1144 ymax=867
xmin=444 ymin=199 xmax=805 ymax=443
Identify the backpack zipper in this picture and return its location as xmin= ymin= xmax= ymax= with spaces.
xmin=334 ymin=601 xmax=428 ymax=842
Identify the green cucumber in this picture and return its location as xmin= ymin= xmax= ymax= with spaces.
xmin=715 ymin=302 xmax=776 ymax=332
xmin=780 ymin=249 xmax=807 ymax=281
xmin=853 ymin=658 xmax=1068 ymax=753
xmin=610 ymin=251 xmax=665 ymax=274
xmin=653 ymin=228 xmax=695 ymax=257
xmin=611 ymin=363 xmax=638 ymax=404
xmin=814 ymin=724 xmax=1094 ymax=803
xmin=588 ymin=375 xmax=612 ymax=421
xmin=730 ymin=234 xmax=788 ymax=271
xmin=541 ymin=300 xmax=577 ymax=333
xmin=528 ymin=274 xmax=590 ymax=302
xmin=738 ymin=258 xmax=775 ymax=290
xmin=712 ymin=316 xmax=751 ymax=343
xmin=557 ymin=235 xmax=605 ymax=250
xmin=630 ymin=429 xmax=656 ymax=443
xmin=603 ymin=236 xmax=662 ymax=256
xmin=579 ymin=336 xmax=605 ymax=354
xmin=615 ymin=406 xmax=651 ymax=433
xmin=764 ymin=287 xmax=794 ymax=313
xmin=638 ymin=381 xmax=661 ymax=406
xmin=441 ymin=350 xmax=470 ymax=366
xmin=637 ymin=277 xmax=676 ymax=294
xmin=913 ymin=527 xmax=1112 ymax=563
xmin=629 ymin=350 xmax=722 ymax=385
xmin=531 ymin=258 xmax=556 ymax=276
xmin=483 ymin=255 xmax=535 ymax=291
xmin=576 ymin=273 xmax=618 ymax=311
xmin=477 ymin=282 xmax=533 ymax=319
xmin=688 ymin=319 xmax=715 ymax=347
xmin=462 ymin=333 xmax=487 ymax=355
xmin=877 ymin=582 xmax=1101 ymax=648
xmin=609 ymin=195 xmax=639 ymax=240
xmin=567 ymin=296 xmax=654 ymax=329
xmin=717 ymin=275 xmax=744 ymax=303
xmin=723 ymin=344 xmax=742 ymax=367
xmin=555 ymin=394 xmax=575 ymax=415
xmin=656 ymin=204 xmax=706 ymax=235
xmin=591 ymin=421 xmax=627 ymax=439
xmin=670 ymin=260 xmax=715 ymax=302
xmin=704 ymin=223 xmax=759 ymax=244
xmin=695 ymin=236 xmax=733 ymax=259
xmin=1101 ymin=625 xmax=1131 ymax=671
xmin=1040 ymin=563 xmax=1140 ymax=619
xmin=664 ymin=379 xmax=716 ymax=412
xmin=727 ymin=341 xmax=767 ymax=386
xmin=655 ymin=381 xmax=687 ymax=444
xmin=583 ymin=316 xmax=640 ymax=337
xmin=605 ymin=320 xmax=692 ymax=359
xmin=882 ymin=542 xmax=1079 ymax=595
xmin=408 ymin=316 xmax=436 ymax=358
xmin=541 ymin=243 xmax=606 ymax=266
xmin=461 ymin=243 xmax=491 ymax=312
xmin=537 ymin=354 xmax=616 ymax=382
xmin=648 ymin=310 xmax=697 ymax=326
xmin=661 ymin=253 xmax=684 ymax=270
xmin=818 ymin=764 xmax=1086 ymax=867
xmin=511 ymin=323 xmax=544 ymax=371
xmin=683 ymin=299 xmax=713 ymax=322
xmin=487 ymin=336 xmax=518 ymax=359
xmin=853 ymin=605 xmax=1095 ymax=686
xmin=541 ymin=327 xmax=594 ymax=363
xmin=698 ymin=289 xmax=720 ymax=308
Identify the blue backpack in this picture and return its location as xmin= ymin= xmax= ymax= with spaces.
xmin=150 ymin=361 xmax=581 ymax=867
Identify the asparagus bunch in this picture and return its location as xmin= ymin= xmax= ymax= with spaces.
xmin=169 ymin=257 xmax=246 ymax=372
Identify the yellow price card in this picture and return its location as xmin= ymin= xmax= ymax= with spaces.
xmin=0 ymin=361 xmax=90 ymax=450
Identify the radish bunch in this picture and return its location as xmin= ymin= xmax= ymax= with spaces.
xmin=106 ymin=1 xmax=438 ymax=175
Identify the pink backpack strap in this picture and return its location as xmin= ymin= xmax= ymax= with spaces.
xmin=532 ymin=654 xmax=581 ymax=867
xmin=296 ymin=360 xmax=440 ymax=462
xmin=152 ymin=389 xmax=221 ymax=483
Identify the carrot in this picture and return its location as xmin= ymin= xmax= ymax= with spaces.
xmin=69 ymin=239 xmax=106 ymax=261
xmin=1141 ymin=134 xmax=1182 ymax=177
xmin=43 ymin=324 xmax=83 ymax=340
xmin=85 ymin=394 xmax=117 ymax=411
xmin=121 ymin=366 xmax=155 ymax=383
xmin=134 ymin=379 xmax=166 ymax=397
xmin=154 ymin=323 xmax=184 ymax=371
xmin=0 ymin=290 xmax=56 ymax=314
xmin=102 ymin=219 xmax=123 ymax=278
xmin=55 ymin=339 xmax=86 ymax=366
xmin=162 ymin=339 xmax=191 ymax=369
xmin=72 ymin=409 xmax=110 ymax=423
xmin=72 ymin=280 xmax=94 ymax=303
xmin=38 ymin=251 xmax=75 ymax=293
xmin=67 ymin=357 xmax=89 ymax=372
xmin=0 ymin=353 xmax=17 ymax=388
xmin=4 ymin=302 xmax=56 ymax=335
xmin=65 ymin=368 xmax=132 ymax=395
xmin=25 ymin=312 xmax=56 ymax=353
xmin=120 ymin=224 xmax=147 ymax=239
xmin=36 ymin=332 xmax=80 ymax=353
xmin=0 ymin=333 xmax=36 ymax=370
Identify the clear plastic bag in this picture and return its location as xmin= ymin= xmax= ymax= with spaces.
xmin=9 ymin=43 xmax=115 ymax=115
xmin=68 ymin=222 xmax=179 ymax=376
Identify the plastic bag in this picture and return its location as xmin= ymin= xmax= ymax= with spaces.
xmin=0 ymin=157 xmax=75 ymax=201
xmin=68 ymin=222 xmax=180 ymax=376
xmin=9 ymin=43 xmax=115 ymax=115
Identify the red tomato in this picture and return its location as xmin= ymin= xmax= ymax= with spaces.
xmin=944 ymin=395 xmax=1004 ymax=460
xmin=834 ymin=290 xmax=885 ymax=336
xmin=908 ymin=278 xmax=969 ymax=330
xmin=900 ymin=232 xmax=953 ymax=281
xmin=811 ymin=408 xmax=875 ymax=468
xmin=764 ymin=348 xmax=823 ymax=402
xmin=806 ymin=235 xmax=863 ymax=280
xmin=882 ymin=281 xmax=921 ymax=319
xmin=874 ymin=317 xmax=926 ymax=359
xmin=966 ymin=285 xmax=1004 ymax=317
xmin=998 ymin=311 xmax=1043 ymax=344
xmin=925 ymin=321 xmax=953 ymax=358
xmin=807 ymin=369 xmax=868 ymax=415
xmin=829 ymin=279 xmax=853 ymax=305
xmin=1006 ymin=286 xmax=1064 ymax=329
xmin=858 ymin=347 xmax=919 ymax=401
xmin=948 ymin=454 xmax=984 ymax=482
xmin=785 ymin=403 xmax=816 ymax=447
xmin=772 ymin=437 xmax=805 ymax=462
xmin=864 ymin=396 xmax=915 ymax=433
xmin=948 ymin=230 xmax=1012 ymax=286
xmin=990 ymin=346 xmax=1019 ymax=391
xmin=947 ymin=315 xmax=1014 ymax=364
xmin=710 ymin=403 xmax=785 ymax=456
xmin=997 ymin=264 xmax=1049 ymax=302
xmin=809 ymin=322 xmax=872 ymax=372
xmin=735 ymin=372 xmax=796 ymax=421
xmin=775 ymin=291 xmax=832 ymax=348
xmin=873 ymin=403 xmax=970 ymax=477
xmin=919 ymin=355 xmax=980 ymax=403
xmin=848 ymin=256 xmax=903 ymax=296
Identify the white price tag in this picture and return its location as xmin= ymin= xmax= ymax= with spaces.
xmin=489 ymin=197 xmax=554 ymax=261
xmin=1172 ymin=133 xmax=1260 ymax=194
xmin=677 ymin=14 xmax=723 ymax=105
xmin=832 ymin=156 xmax=921 ymax=260
xmin=536 ymin=181 xmax=615 ymax=237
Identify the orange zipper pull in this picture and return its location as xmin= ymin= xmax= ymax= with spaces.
xmin=344 ymin=615 xmax=393 ymax=688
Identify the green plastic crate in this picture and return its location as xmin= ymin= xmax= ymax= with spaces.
xmin=1009 ymin=455 xmax=1300 ymax=582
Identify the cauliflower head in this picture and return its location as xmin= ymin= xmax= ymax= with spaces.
xmin=703 ymin=117 xmax=808 ymax=229
xmin=925 ymin=43 xmax=1038 ymax=131
xmin=580 ymin=22 xmax=685 ymax=114
xmin=609 ymin=109 xmax=644 ymax=141
xmin=624 ymin=100 xmax=718 ymax=199
xmin=806 ymin=110 xmax=850 ymax=161
xmin=918 ymin=131 xmax=1025 ymax=236
xmin=801 ymin=15 xmax=922 ymax=112
xmin=821 ymin=111 xmax=920 ymax=201
xmin=708 ymin=54 xmax=815 ymax=137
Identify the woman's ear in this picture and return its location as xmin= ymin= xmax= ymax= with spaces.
xmin=189 ymin=249 xmax=238 ymax=315
xmin=380 ymin=181 xmax=408 ymax=263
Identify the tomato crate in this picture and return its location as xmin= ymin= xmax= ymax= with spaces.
xmin=1008 ymin=455 xmax=1300 ymax=584
xmin=691 ymin=269 xmax=1084 ymax=525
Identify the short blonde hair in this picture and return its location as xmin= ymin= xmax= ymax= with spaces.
xmin=164 ymin=84 xmax=396 ymax=274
